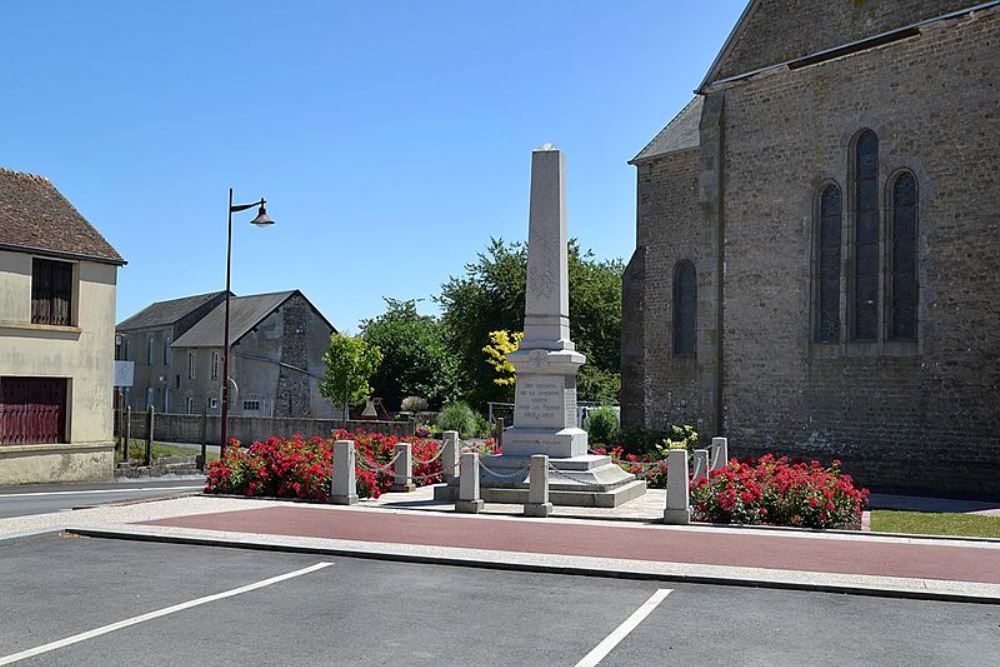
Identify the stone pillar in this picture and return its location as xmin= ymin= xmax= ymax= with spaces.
xmin=123 ymin=406 xmax=131 ymax=461
xmin=391 ymin=443 xmax=415 ymax=492
xmin=524 ymin=454 xmax=552 ymax=517
xmin=441 ymin=431 xmax=459 ymax=483
xmin=455 ymin=451 xmax=484 ymax=513
xmin=663 ymin=449 xmax=691 ymax=525
xmin=331 ymin=440 xmax=358 ymax=505
xmin=692 ymin=449 xmax=710 ymax=483
xmin=495 ymin=417 xmax=505 ymax=450
xmin=710 ymin=437 xmax=728 ymax=472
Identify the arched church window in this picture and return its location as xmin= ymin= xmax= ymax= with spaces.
xmin=853 ymin=130 xmax=879 ymax=341
xmin=816 ymin=183 xmax=842 ymax=343
xmin=673 ymin=260 xmax=696 ymax=358
xmin=890 ymin=171 xmax=918 ymax=340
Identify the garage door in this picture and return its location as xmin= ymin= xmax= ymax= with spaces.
xmin=0 ymin=377 xmax=67 ymax=445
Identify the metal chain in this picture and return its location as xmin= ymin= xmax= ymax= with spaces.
xmin=478 ymin=461 xmax=530 ymax=479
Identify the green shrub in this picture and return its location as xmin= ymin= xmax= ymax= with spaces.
xmin=618 ymin=423 xmax=699 ymax=456
xmin=436 ymin=401 xmax=479 ymax=439
xmin=657 ymin=424 xmax=699 ymax=454
xmin=586 ymin=406 xmax=619 ymax=445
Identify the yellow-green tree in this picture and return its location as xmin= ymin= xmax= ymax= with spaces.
xmin=482 ymin=330 xmax=524 ymax=388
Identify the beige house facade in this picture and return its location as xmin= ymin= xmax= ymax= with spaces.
xmin=0 ymin=169 xmax=125 ymax=484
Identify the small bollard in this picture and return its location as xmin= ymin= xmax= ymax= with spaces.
xmin=663 ymin=449 xmax=691 ymax=525
xmin=391 ymin=443 xmax=415 ymax=492
xmin=692 ymin=449 xmax=710 ymax=483
xmin=441 ymin=431 xmax=460 ymax=483
xmin=710 ymin=437 xmax=728 ymax=472
xmin=524 ymin=454 xmax=552 ymax=517
xmin=455 ymin=451 xmax=484 ymax=513
xmin=495 ymin=417 xmax=505 ymax=450
xmin=331 ymin=440 xmax=359 ymax=505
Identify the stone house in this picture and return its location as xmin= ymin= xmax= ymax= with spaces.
xmin=622 ymin=0 xmax=1000 ymax=497
xmin=0 ymin=168 xmax=125 ymax=484
xmin=117 ymin=290 xmax=340 ymax=419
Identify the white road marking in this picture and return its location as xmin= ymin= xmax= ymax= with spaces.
xmin=0 ymin=486 xmax=201 ymax=499
xmin=0 ymin=562 xmax=333 ymax=665
xmin=574 ymin=588 xmax=672 ymax=667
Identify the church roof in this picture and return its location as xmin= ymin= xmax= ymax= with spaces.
xmin=629 ymin=97 xmax=703 ymax=164
xmin=0 ymin=168 xmax=125 ymax=265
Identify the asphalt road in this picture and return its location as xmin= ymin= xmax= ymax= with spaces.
xmin=0 ymin=480 xmax=203 ymax=519
xmin=1 ymin=535 xmax=998 ymax=666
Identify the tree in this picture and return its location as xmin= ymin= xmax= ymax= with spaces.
xmin=437 ymin=238 xmax=623 ymax=407
xmin=482 ymin=330 xmax=524 ymax=401
xmin=320 ymin=332 xmax=383 ymax=416
xmin=359 ymin=298 xmax=458 ymax=411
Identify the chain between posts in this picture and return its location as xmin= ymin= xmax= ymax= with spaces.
xmin=477 ymin=460 xmax=530 ymax=480
xmin=412 ymin=445 xmax=445 ymax=465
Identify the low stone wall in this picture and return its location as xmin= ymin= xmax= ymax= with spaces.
xmin=120 ymin=411 xmax=415 ymax=446
xmin=0 ymin=442 xmax=114 ymax=484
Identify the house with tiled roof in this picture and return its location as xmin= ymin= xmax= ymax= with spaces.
xmin=0 ymin=168 xmax=125 ymax=483
xmin=117 ymin=290 xmax=339 ymax=419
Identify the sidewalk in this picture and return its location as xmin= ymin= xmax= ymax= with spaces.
xmin=16 ymin=493 xmax=995 ymax=605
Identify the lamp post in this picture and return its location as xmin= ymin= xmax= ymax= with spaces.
xmin=220 ymin=188 xmax=274 ymax=459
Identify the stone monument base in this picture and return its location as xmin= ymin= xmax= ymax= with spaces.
xmin=434 ymin=454 xmax=646 ymax=508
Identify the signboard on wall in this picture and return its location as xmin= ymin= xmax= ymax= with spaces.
xmin=114 ymin=360 xmax=134 ymax=387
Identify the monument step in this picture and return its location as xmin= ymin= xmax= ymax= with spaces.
xmin=433 ymin=479 xmax=648 ymax=509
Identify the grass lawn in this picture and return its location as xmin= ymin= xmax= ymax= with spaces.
xmin=116 ymin=440 xmax=219 ymax=465
xmin=870 ymin=510 xmax=1000 ymax=539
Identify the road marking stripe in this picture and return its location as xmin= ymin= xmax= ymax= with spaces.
xmin=0 ymin=562 xmax=332 ymax=665
xmin=574 ymin=588 xmax=672 ymax=667
xmin=0 ymin=486 xmax=202 ymax=499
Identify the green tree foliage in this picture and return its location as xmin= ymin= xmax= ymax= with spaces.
xmin=320 ymin=332 xmax=383 ymax=413
xmin=437 ymin=238 xmax=623 ymax=407
xmin=360 ymin=298 xmax=459 ymax=411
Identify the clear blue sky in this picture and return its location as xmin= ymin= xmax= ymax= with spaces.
xmin=2 ymin=1 xmax=745 ymax=332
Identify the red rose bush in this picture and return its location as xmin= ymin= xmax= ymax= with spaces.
xmin=689 ymin=454 xmax=868 ymax=529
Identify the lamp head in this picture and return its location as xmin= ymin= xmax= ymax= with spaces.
xmin=250 ymin=201 xmax=274 ymax=227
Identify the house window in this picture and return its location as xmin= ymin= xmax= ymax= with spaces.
xmin=145 ymin=387 xmax=154 ymax=409
xmin=163 ymin=334 xmax=172 ymax=366
xmin=672 ymin=260 xmax=697 ymax=358
xmin=816 ymin=184 xmax=842 ymax=343
xmin=187 ymin=351 xmax=196 ymax=380
xmin=185 ymin=396 xmax=194 ymax=414
xmin=243 ymin=399 xmax=261 ymax=412
xmin=211 ymin=352 xmax=220 ymax=381
xmin=146 ymin=336 xmax=154 ymax=366
xmin=163 ymin=387 xmax=171 ymax=413
xmin=209 ymin=397 xmax=218 ymax=409
xmin=852 ymin=129 xmax=879 ymax=341
xmin=31 ymin=258 xmax=73 ymax=326
xmin=890 ymin=171 xmax=918 ymax=340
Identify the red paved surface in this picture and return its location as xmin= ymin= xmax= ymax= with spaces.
xmin=142 ymin=506 xmax=1000 ymax=584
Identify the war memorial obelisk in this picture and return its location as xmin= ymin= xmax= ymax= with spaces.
xmin=478 ymin=144 xmax=645 ymax=507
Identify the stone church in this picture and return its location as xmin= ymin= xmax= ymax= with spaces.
xmin=621 ymin=0 xmax=999 ymax=498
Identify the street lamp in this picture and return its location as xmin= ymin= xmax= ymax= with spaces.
xmin=221 ymin=188 xmax=275 ymax=458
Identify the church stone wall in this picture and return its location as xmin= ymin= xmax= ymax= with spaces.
xmin=630 ymin=150 xmax=713 ymax=433
xmin=715 ymin=0 xmax=978 ymax=81
xmin=718 ymin=8 xmax=1000 ymax=497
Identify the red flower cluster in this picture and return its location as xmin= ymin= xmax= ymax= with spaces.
xmin=204 ymin=430 xmax=498 ymax=502
xmin=689 ymin=454 xmax=869 ymax=529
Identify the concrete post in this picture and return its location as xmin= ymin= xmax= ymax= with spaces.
xmin=123 ymin=406 xmax=131 ymax=461
xmin=391 ymin=442 xmax=415 ymax=492
xmin=331 ymin=440 xmax=359 ymax=505
xmin=524 ymin=454 xmax=552 ymax=517
xmin=441 ymin=431 xmax=460 ymax=483
xmin=145 ymin=405 xmax=155 ymax=467
xmin=710 ymin=437 xmax=729 ymax=472
xmin=692 ymin=449 xmax=710 ymax=483
xmin=663 ymin=449 xmax=691 ymax=525
xmin=455 ymin=451 xmax=484 ymax=513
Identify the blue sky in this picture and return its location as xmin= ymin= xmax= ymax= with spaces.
xmin=2 ymin=1 xmax=745 ymax=332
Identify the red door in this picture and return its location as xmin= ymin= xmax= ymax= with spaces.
xmin=0 ymin=378 xmax=67 ymax=445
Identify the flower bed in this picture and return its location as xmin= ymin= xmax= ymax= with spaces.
xmin=204 ymin=430 xmax=497 ymax=502
xmin=690 ymin=454 xmax=868 ymax=529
